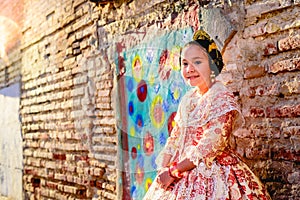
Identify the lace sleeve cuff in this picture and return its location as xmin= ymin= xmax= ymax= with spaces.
xmin=184 ymin=145 xmax=203 ymax=166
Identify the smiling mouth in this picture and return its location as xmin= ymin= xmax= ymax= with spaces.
xmin=187 ymin=75 xmax=200 ymax=80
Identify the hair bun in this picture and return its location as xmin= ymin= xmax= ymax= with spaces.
xmin=193 ymin=30 xmax=224 ymax=75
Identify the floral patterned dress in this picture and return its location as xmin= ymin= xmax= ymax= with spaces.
xmin=143 ymin=81 xmax=271 ymax=200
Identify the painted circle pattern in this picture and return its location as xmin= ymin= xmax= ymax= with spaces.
xmin=150 ymin=95 xmax=165 ymax=128
xmin=137 ymin=80 xmax=147 ymax=102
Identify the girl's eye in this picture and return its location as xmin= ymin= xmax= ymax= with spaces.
xmin=194 ymin=61 xmax=201 ymax=65
xmin=182 ymin=62 xmax=188 ymax=67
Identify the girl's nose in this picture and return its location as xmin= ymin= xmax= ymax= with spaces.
xmin=186 ymin=63 xmax=195 ymax=73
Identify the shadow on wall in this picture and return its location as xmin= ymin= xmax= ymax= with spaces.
xmin=0 ymin=83 xmax=22 ymax=200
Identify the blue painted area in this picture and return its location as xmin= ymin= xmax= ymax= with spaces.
xmin=117 ymin=28 xmax=193 ymax=199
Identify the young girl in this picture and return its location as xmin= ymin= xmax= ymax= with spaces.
xmin=143 ymin=30 xmax=271 ymax=200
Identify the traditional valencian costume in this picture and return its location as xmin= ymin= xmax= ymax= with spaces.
xmin=143 ymin=30 xmax=271 ymax=200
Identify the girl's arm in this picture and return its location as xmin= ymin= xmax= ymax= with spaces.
xmin=174 ymin=111 xmax=236 ymax=174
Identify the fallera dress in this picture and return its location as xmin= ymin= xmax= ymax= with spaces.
xmin=143 ymin=81 xmax=271 ymax=200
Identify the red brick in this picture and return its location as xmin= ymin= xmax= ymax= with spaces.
xmin=263 ymin=43 xmax=278 ymax=56
xmin=54 ymin=173 xmax=66 ymax=181
xmin=93 ymin=168 xmax=105 ymax=177
xmin=282 ymin=126 xmax=300 ymax=137
xmin=252 ymin=128 xmax=281 ymax=139
xmin=278 ymin=34 xmax=300 ymax=51
xmin=272 ymin=149 xmax=300 ymax=162
xmin=98 ymin=89 xmax=111 ymax=97
xmin=63 ymin=185 xmax=86 ymax=196
xmin=24 ymin=167 xmax=35 ymax=175
xmin=279 ymin=81 xmax=300 ymax=96
xmin=266 ymin=104 xmax=300 ymax=118
xmin=84 ymin=167 xmax=90 ymax=175
xmin=40 ymin=187 xmax=49 ymax=197
xmin=66 ymin=174 xmax=74 ymax=182
xmin=65 ymin=164 xmax=76 ymax=172
xmin=269 ymin=57 xmax=300 ymax=73
xmin=96 ymin=180 xmax=104 ymax=189
xmin=249 ymin=85 xmax=265 ymax=97
xmin=53 ymin=153 xmax=66 ymax=160
xmin=245 ymin=138 xmax=273 ymax=159
xmin=245 ymin=147 xmax=270 ymax=160
xmin=268 ymin=128 xmax=281 ymax=139
xmin=250 ymin=106 xmax=265 ymax=117
xmin=47 ymin=170 xmax=55 ymax=179
xmin=46 ymin=181 xmax=58 ymax=190
xmin=244 ymin=65 xmax=266 ymax=79
xmin=233 ymin=128 xmax=252 ymax=138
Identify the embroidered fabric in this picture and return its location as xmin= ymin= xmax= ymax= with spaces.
xmin=155 ymin=81 xmax=244 ymax=169
xmin=144 ymin=81 xmax=272 ymax=200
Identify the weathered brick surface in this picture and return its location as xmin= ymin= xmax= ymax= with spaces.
xmin=278 ymin=34 xmax=300 ymax=51
xmin=231 ymin=1 xmax=300 ymax=199
xmin=16 ymin=0 xmax=114 ymax=199
xmin=244 ymin=65 xmax=266 ymax=79
xmin=269 ymin=57 xmax=300 ymax=74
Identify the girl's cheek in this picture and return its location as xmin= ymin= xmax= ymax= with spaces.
xmin=182 ymin=69 xmax=187 ymax=77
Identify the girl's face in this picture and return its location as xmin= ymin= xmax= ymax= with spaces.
xmin=180 ymin=44 xmax=212 ymax=92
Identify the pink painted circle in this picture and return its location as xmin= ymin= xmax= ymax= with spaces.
xmin=135 ymin=163 xmax=144 ymax=184
xmin=143 ymin=132 xmax=154 ymax=156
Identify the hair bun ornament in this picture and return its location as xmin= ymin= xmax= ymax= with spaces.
xmin=193 ymin=30 xmax=224 ymax=75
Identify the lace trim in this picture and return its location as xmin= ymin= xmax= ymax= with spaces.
xmin=184 ymin=145 xmax=203 ymax=166
xmin=156 ymin=82 xmax=244 ymax=169
xmin=176 ymin=82 xmax=244 ymax=130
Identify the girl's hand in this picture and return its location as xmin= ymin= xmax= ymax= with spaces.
xmin=157 ymin=168 xmax=175 ymax=190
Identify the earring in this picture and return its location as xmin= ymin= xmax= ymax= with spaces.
xmin=210 ymin=71 xmax=216 ymax=83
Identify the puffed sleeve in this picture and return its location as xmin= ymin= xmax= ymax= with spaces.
xmin=162 ymin=123 xmax=180 ymax=155
xmin=184 ymin=110 xmax=236 ymax=168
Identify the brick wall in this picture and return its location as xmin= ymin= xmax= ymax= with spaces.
xmin=20 ymin=0 xmax=116 ymax=199
xmin=100 ymin=0 xmax=300 ymax=198
xmin=0 ymin=0 xmax=299 ymax=199
xmin=220 ymin=1 xmax=300 ymax=199
xmin=94 ymin=0 xmax=300 ymax=199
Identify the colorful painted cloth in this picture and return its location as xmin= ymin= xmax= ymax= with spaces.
xmin=143 ymin=81 xmax=272 ymax=200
